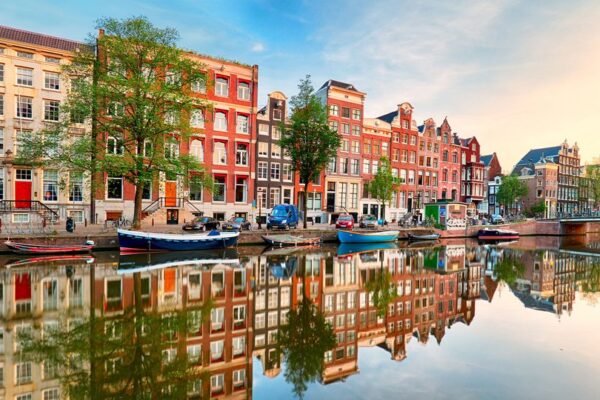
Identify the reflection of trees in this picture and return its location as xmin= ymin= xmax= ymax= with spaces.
xmin=365 ymin=268 xmax=395 ymax=317
xmin=494 ymin=250 xmax=525 ymax=285
xmin=277 ymin=297 xmax=336 ymax=399
xmin=581 ymin=261 xmax=600 ymax=294
xmin=20 ymin=272 xmax=212 ymax=399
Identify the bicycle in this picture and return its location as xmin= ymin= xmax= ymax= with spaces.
xmin=112 ymin=217 xmax=132 ymax=229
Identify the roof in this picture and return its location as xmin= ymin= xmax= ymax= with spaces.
xmin=511 ymin=146 xmax=561 ymax=175
xmin=0 ymin=25 xmax=85 ymax=52
xmin=481 ymin=154 xmax=494 ymax=167
xmin=377 ymin=110 xmax=397 ymax=124
xmin=319 ymin=79 xmax=360 ymax=93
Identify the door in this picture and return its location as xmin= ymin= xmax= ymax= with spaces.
xmin=165 ymin=181 xmax=177 ymax=207
xmin=166 ymin=209 xmax=179 ymax=225
xmin=15 ymin=169 xmax=32 ymax=208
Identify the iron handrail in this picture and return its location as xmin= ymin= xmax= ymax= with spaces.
xmin=0 ymin=200 xmax=59 ymax=219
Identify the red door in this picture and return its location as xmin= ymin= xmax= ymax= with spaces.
xmin=15 ymin=169 xmax=32 ymax=208
xmin=165 ymin=181 xmax=177 ymax=207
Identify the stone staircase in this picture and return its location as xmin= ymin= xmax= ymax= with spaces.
xmin=140 ymin=197 xmax=201 ymax=229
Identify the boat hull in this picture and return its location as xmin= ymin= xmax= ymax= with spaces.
xmin=477 ymin=229 xmax=519 ymax=241
xmin=118 ymin=229 xmax=239 ymax=252
xmin=407 ymin=233 xmax=440 ymax=241
xmin=5 ymin=241 xmax=93 ymax=255
xmin=337 ymin=230 xmax=399 ymax=244
xmin=261 ymin=234 xmax=320 ymax=247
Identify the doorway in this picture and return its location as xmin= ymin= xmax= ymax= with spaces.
xmin=15 ymin=169 xmax=32 ymax=208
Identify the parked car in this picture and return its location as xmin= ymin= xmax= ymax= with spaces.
xmin=222 ymin=216 xmax=252 ymax=231
xmin=182 ymin=216 xmax=220 ymax=231
xmin=359 ymin=214 xmax=378 ymax=229
xmin=491 ymin=214 xmax=504 ymax=224
xmin=336 ymin=214 xmax=355 ymax=230
xmin=267 ymin=204 xmax=300 ymax=230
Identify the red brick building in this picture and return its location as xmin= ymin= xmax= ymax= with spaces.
xmin=459 ymin=137 xmax=485 ymax=211
xmin=437 ymin=118 xmax=462 ymax=201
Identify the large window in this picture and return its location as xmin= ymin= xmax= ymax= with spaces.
xmin=213 ymin=141 xmax=227 ymax=165
xmin=214 ymin=111 xmax=227 ymax=131
xmin=271 ymin=144 xmax=281 ymax=158
xmin=283 ymin=164 xmax=292 ymax=181
xmin=235 ymin=177 xmax=247 ymax=203
xmin=0 ymin=63 xmax=3 ymax=82
xmin=190 ymin=139 xmax=204 ymax=162
xmin=236 ymin=114 xmax=249 ymax=133
xmin=164 ymin=138 xmax=179 ymax=159
xmin=44 ymin=100 xmax=60 ymax=121
xmin=16 ymin=96 xmax=33 ymax=119
xmin=329 ymin=104 xmax=339 ymax=116
xmin=44 ymin=72 xmax=60 ymax=90
xmin=43 ymin=170 xmax=59 ymax=201
xmin=0 ymin=128 xmax=3 ymax=155
xmin=107 ymin=175 xmax=123 ymax=199
xmin=258 ymin=162 xmax=268 ymax=180
xmin=191 ymin=77 xmax=206 ymax=93
xmin=213 ymin=176 xmax=226 ymax=202
xmin=258 ymin=142 xmax=268 ymax=157
xmin=16 ymin=67 xmax=33 ymax=86
xmin=69 ymin=172 xmax=84 ymax=202
xmin=0 ymin=168 xmax=4 ymax=200
xmin=238 ymin=81 xmax=251 ymax=100
xmin=16 ymin=362 xmax=32 ymax=385
xmin=107 ymin=136 xmax=123 ymax=155
xmin=351 ymin=159 xmax=359 ymax=175
xmin=350 ymin=183 xmax=358 ymax=208
xmin=0 ymin=94 xmax=4 ymax=116
xmin=236 ymin=143 xmax=248 ymax=165
xmin=270 ymin=163 xmax=280 ymax=180
xmin=215 ymin=77 xmax=229 ymax=97
xmin=189 ymin=178 xmax=203 ymax=201
xmin=190 ymin=109 xmax=204 ymax=128
xmin=210 ymin=340 xmax=224 ymax=361
xmin=270 ymin=188 xmax=280 ymax=207
xmin=307 ymin=192 xmax=322 ymax=209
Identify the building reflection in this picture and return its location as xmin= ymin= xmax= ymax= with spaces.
xmin=0 ymin=243 xmax=597 ymax=398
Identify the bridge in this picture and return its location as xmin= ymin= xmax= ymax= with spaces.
xmin=554 ymin=212 xmax=600 ymax=223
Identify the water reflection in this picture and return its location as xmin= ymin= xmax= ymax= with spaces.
xmin=0 ymin=241 xmax=597 ymax=399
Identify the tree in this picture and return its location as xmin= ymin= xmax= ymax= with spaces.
xmin=19 ymin=16 xmax=212 ymax=228
xmin=494 ymin=250 xmax=525 ymax=285
xmin=586 ymin=164 xmax=600 ymax=210
xmin=527 ymin=200 xmax=547 ymax=218
xmin=497 ymin=175 xmax=528 ymax=215
xmin=280 ymin=76 xmax=341 ymax=228
xmin=369 ymin=156 xmax=400 ymax=220
xmin=277 ymin=297 xmax=336 ymax=398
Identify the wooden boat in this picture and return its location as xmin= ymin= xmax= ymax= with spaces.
xmin=477 ymin=229 xmax=520 ymax=241
xmin=337 ymin=230 xmax=399 ymax=244
xmin=261 ymin=234 xmax=321 ymax=247
xmin=407 ymin=232 xmax=441 ymax=241
xmin=4 ymin=240 xmax=95 ymax=255
xmin=337 ymin=242 xmax=398 ymax=256
xmin=118 ymin=250 xmax=240 ymax=273
xmin=4 ymin=254 xmax=95 ymax=268
xmin=118 ymin=229 xmax=239 ymax=252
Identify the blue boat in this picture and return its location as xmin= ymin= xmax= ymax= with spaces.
xmin=337 ymin=230 xmax=400 ymax=243
xmin=117 ymin=250 xmax=240 ymax=273
xmin=337 ymin=242 xmax=398 ymax=256
xmin=118 ymin=229 xmax=239 ymax=252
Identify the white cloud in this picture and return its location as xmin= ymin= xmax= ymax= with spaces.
xmin=252 ymin=42 xmax=265 ymax=52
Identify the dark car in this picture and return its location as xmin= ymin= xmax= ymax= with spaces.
xmin=222 ymin=216 xmax=252 ymax=231
xmin=335 ymin=214 xmax=354 ymax=230
xmin=359 ymin=214 xmax=378 ymax=229
xmin=182 ymin=216 xmax=220 ymax=231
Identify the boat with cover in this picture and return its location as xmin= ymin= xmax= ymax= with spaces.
xmin=407 ymin=232 xmax=441 ymax=241
xmin=4 ymin=240 xmax=94 ymax=254
xmin=477 ymin=228 xmax=520 ymax=241
xmin=118 ymin=229 xmax=239 ymax=252
xmin=337 ymin=230 xmax=399 ymax=244
xmin=261 ymin=234 xmax=321 ymax=247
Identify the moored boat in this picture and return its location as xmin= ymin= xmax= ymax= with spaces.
xmin=118 ymin=249 xmax=240 ymax=273
xmin=4 ymin=240 xmax=95 ymax=255
xmin=337 ymin=242 xmax=398 ymax=256
xmin=261 ymin=234 xmax=321 ymax=247
xmin=477 ymin=228 xmax=520 ymax=241
xmin=407 ymin=232 xmax=441 ymax=241
xmin=337 ymin=230 xmax=399 ymax=244
xmin=118 ymin=229 xmax=239 ymax=252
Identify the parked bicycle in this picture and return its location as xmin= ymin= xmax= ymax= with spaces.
xmin=104 ymin=217 xmax=132 ymax=230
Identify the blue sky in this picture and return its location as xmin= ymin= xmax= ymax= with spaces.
xmin=2 ymin=0 xmax=599 ymax=168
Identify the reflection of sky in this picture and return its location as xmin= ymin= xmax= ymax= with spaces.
xmin=254 ymin=287 xmax=600 ymax=399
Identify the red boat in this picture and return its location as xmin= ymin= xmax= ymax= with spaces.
xmin=4 ymin=240 xmax=95 ymax=255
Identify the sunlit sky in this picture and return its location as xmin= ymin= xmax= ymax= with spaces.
xmin=2 ymin=0 xmax=599 ymax=170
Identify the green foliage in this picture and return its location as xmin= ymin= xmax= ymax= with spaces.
xmin=587 ymin=164 xmax=600 ymax=208
xmin=277 ymin=297 xmax=336 ymax=399
xmin=527 ymin=200 xmax=546 ymax=218
xmin=280 ymin=75 xmax=342 ymax=228
xmin=364 ymin=266 xmax=396 ymax=317
xmin=497 ymin=175 xmax=528 ymax=215
xmin=369 ymin=157 xmax=400 ymax=219
xmin=494 ymin=250 xmax=526 ymax=285
xmin=18 ymin=16 xmax=213 ymax=228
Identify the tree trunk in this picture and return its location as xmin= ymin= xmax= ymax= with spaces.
xmin=303 ymin=188 xmax=308 ymax=229
xmin=132 ymin=178 xmax=144 ymax=229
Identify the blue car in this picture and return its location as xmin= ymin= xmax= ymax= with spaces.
xmin=267 ymin=204 xmax=299 ymax=230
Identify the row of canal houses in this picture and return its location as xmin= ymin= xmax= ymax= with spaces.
xmin=0 ymin=25 xmax=492 ymax=228
xmin=0 ymin=244 xmax=592 ymax=398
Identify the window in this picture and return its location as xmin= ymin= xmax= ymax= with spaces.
xmin=340 ymin=157 xmax=349 ymax=174
xmin=211 ymin=307 xmax=225 ymax=331
xmin=258 ymin=161 xmax=268 ymax=179
xmin=283 ymin=188 xmax=292 ymax=204
xmin=283 ymin=164 xmax=292 ymax=181
xmin=233 ymin=336 xmax=246 ymax=356
xmin=190 ymin=139 xmax=204 ymax=162
xmin=272 ymin=126 xmax=281 ymax=140
xmin=47 ymin=57 xmax=61 ymax=64
xmin=16 ymin=362 xmax=32 ymax=384
xmin=233 ymin=369 xmax=246 ymax=388
xmin=363 ymin=159 xmax=369 ymax=174
xmin=17 ymin=394 xmax=32 ymax=400
xmin=330 ymin=120 xmax=338 ymax=131
xmin=352 ymin=109 xmax=361 ymax=120
xmin=0 ymin=128 xmax=3 ymax=155
xmin=235 ymin=177 xmax=247 ymax=202
xmin=69 ymin=277 xmax=83 ymax=308
xmin=213 ymin=176 xmax=226 ymax=202
xmin=236 ymin=143 xmax=248 ymax=165
xmin=342 ymin=123 xmax=350 ymax=135
xmin=211 ymin=374 xmax=224 ymax=393
xmin=187 ymin=344 xmax=201 ymax=363
xmin=236 ymin=114 xmax=249 ymax=133
xmin=164 ymin=138 xmax=179 ymax=159
xmin=16 ymin=96 xmax=33 ymax=119
xmin=352 ymin=140 xmax=360 ymax=153
xmin=382 ymin=142 xmax=389 ymax=155
xmin=190 ymin=109 xmax=204 ymax=128
xmin=258 ymin=142 xmax=268 ymax=157
xmin=350 ymin=183 xmax=358 ymax=208
xmin=0 ymin=63 xmax=3 ymax=82
xmin=69 ymin=172 xmax=83 ymax=202
xmin=210 ymin=340 xmax=224 ymax=361
xmin=16 ymin=67 xmax=33 ymax=86
xmin=270 ymin=163 xmax=280 ymax=180
xmin=270 ymin=188 xmax=280 ymax=206
xmin=330 ymin=104 xmax=339 ymax=116
xmin=215 ymin=77 xmax=229 ymax=97
xmin=107 ymin=175 xmax=123 ymax=199
xmin=259 ymin=124 xmax=269 ymax=135
xmin=107 ymin=136 xmax=123 ymax=155
xmin=44 ymin=100 xmax=60 ymax=121
xmin=43 ymin=388 xmax=60 ymax=400
xmin=238 ymin=81 xmax=251 ymax=100
xmin=43 ymin=170 xmax=59 ymax=201
xmin=0 ymin=94 xmax=3 ymax=116
xmin=191 ymin=77 xmax=206 ymax=93
xmin=342 ymin=107 xmax=350 ymax=118
xmin=44 ymin=71 xmax=60 ymax=90
xmin=17 ymin=51 xmax=33 ymax=59
xmin=214 ymin=111 xmax=228 ymax=131
xmin=271 ymin=144 xmax=281 ymax=158
xmin=213 ymin=141 xmax=227 ymax=164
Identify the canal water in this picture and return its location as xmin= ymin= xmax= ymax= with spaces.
xmin=1 ymin=237 xmax=599 ymax=399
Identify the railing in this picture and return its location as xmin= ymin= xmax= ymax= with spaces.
xmin=142 ymin=197 xmax=185 ymax=214
xmin=0 ymin=200 xmax=59 ymax=219
xmin=555 ymin=211 xmax=600 ymax=220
